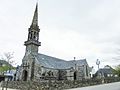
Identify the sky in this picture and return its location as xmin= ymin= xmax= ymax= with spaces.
xmin=0 ymin=0 xmax=120 ymax=70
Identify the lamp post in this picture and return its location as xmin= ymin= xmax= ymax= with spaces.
xmin=96 ymin=59 xmax=100 ymax=70
xmin=74 ymin=57 xmax=76 ymax=70
xmin=96 ymin=59 xmax=101 ymax=78
xmin=74 ymin=57 xmax=77 ymax=80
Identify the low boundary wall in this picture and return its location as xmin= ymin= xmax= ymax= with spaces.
xmin=1 ymin=77 xmax=120 ymax=90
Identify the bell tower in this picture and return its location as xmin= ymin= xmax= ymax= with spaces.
xmin=21 ymin=3 xmax=41 ymax=81
xmin=24 ymin=3 xmax=41 ymax=54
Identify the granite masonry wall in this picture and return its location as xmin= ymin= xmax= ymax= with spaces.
xmin=1 ymin=78 xmax=120 ymax=90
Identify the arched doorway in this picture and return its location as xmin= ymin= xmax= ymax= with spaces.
xmin=74 ymin=71 xmax=77 ymax=80
xmin=23 ymin=70 xmax=28 ymax=81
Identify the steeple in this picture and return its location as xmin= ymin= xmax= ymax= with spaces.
xmin=31 ymin=3 xmax=38 ymax=27
xmin=24 ymin=3 xmax=41 ymax=53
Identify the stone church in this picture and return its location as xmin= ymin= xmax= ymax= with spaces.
xmin=17 ymin=3 xmax=91 ymax=81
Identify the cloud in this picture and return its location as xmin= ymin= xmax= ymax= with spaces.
xmin=0 ymin=0 xmax=120 ymax=68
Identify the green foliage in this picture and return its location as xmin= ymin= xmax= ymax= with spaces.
xmin=114 ymin=65 xmax=120 ymax=77
xmin=0 ymin=65 xmax=15 ymax=73
xmin=0 ymin=65 xmax=9 ymax=72
xmin=0 ymin=52 xmax=15 ymax=74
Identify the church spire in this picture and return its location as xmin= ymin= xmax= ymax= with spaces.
xmin=31 ymin=3 xmax=38 ymax=27
xmin=24 ymin=3 xmax=41 ymax=53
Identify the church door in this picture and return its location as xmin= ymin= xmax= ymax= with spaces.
xmin=74 ymin=71 xmax=77 ymax=80
xmin=23 ymin=70 xmax=28 ymax=81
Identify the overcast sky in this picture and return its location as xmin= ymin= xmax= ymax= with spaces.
xmin=0 ymin=0 xmax=120 ymax=69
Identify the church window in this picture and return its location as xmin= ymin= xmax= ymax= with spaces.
xmin=86 ymin=66 xmax=88 ymax=76
xmin=33 ymin=32 xmax=36 ymax=40
xmin=38 ymin=67 xmax=41 ymax=75
xmin=35 ymin=32 xmax=38 ymax=40
xmin=42 ymin=72 xmax=46 ymax=76
xmin=47 ymin=71 xmax=53 ymax=76
xmin=37 ymin=33 xmax=39 ymax=40
xmin=31 ymin=31 xmax=33 ymax=39
xmin=28 ymin=32 xmax=31 ymax=40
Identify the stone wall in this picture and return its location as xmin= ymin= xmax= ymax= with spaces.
xmin=1 ymin=77 xmax=120 ymax=90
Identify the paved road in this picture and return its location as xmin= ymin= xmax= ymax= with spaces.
xmin=68 ymin=82 xmax=120 ymax=90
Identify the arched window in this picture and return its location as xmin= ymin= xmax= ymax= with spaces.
xmin=86 ymin=66 xmax=88 ymax=76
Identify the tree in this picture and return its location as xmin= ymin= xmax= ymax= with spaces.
xmin=114 ymin=65 xmax=120 ymax=77
xmin=0 ymin=52 xmax=15 ymax=73
xmin=4 ymin=52 xmax=14 ymax=66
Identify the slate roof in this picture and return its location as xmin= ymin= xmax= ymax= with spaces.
xmin=35 ymin=53 xmax=88 ymax=69
xmin=97 ymin=68 xmax=113 ymax=74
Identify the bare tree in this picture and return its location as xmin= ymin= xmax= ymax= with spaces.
xmin=4 ymin=52 xmax=14 ymax=66
xmin=0 ymin=52 xmax=15 ymax=72
xmin=114 ymin=65 xmax=120 ymax=77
